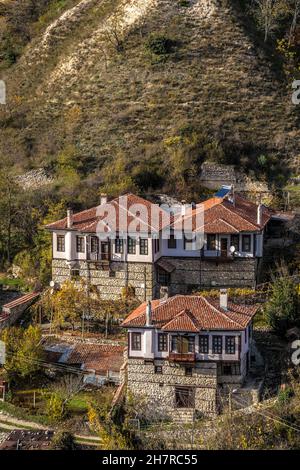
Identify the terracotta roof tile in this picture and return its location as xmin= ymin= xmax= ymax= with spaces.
xmin=122 ymin=295 xmax=258 ymax=331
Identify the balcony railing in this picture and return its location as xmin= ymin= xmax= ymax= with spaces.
xmin=168 ymin=352 xmax=196 ymax=363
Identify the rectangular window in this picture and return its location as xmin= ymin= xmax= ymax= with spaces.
xmin=57 ymin=235 xmax=65 ymax=252
xmin=154 ymin=238 xmax=160 ymax=253
xmin=230 ymin=235 xmax=239 ymax=252
xmin=207 ymin=234 xmax=216 ymax=250
xmin=185 ymin=367 xmax=193 ymax=377
xmin=222 ymin=363 xmax=241 ymax=375
xmin=154 ymin=365 xmax=162 ymax=374
xmin=70 ymin=269 xmax=80 ymax=280
xmin=225 ymin=336 xmax=236 ymax=354
xmin=188 ymin=336 xmax=195 ymax=353
xmin=115 ymin=237 xmax=124 ymax=254
xmin=139 ymin=238 xmax=148 ymax=255
xmin=76 ymin=236 xmax=85 ymax=253
xmin=212 ymin=336 xmax=223 ymax=354
xmin=157 ymin=268 xmax=170 ymax=286
xmin=242 ymin=235 xmax=251 ymax=252
xmin=90 ymin=236 xmax=99 ymax=253
xmin=127 ymin=237 xmax=136 ymax=255
xmin=168 ymin=233 xmax=177 ymax=249
xmin=158 ymin=333 xmax=168 ymax=352
xmin=199 ymin=335 xmax=209 ymax=354
xmin=184 ymin=234 xmax=196 ymax=251
xmin=131 ymin=332 xmax=141 ymax=351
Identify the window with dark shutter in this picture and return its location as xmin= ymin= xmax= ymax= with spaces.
xmin=168 ymin=233 xmax=177 ymax=249
xmin=207 ymin=234 xmax=217 ymax=250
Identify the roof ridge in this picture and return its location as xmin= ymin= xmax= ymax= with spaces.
xmin=219 ymin=202 xmax=259 ymax=230
xmin=201 ymin=296 xmax=242 ymax=328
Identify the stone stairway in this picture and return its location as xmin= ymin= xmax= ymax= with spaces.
xmin=172 ymin=408 xmax=195 ymax=424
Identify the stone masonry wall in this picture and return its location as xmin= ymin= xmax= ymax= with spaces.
xmin=162 ymin=257 xmax=258 ymax=295
xmin=52 ymin=259 xmax=157 ymax=301
xmin=127 ymin=358 xmax=218 ymax=417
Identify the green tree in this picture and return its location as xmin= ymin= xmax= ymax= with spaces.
xmin=264 ymin=274 xmax=299 ymax=335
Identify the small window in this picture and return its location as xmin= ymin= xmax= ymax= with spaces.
xmin=76 ymin=236 xmax=85 ymax=253
xmin=184 ymin=234 xmax=196 ymax=251
xmin=199 ymin=335 xmax=209 ymax=354
xmin=115 ymin=237 xmax=124 ymax=254
xmin=222 ymin=363 xmax=240 ymax=375
xmin=157 ymin=268 xmax=170 ymax=286
xmin=131 ymin=332 xmax=141 ymax=351
xmin=139 ymin=238 xmax=148 ymax=255
xmin=212 ymin=336 xmax=223 ymax=354
xmin=154 ymin=238 xmax=160 ymax=253
xmin=71 ymin=269 xmax=80 ymax=280
xmin=242 ymin=235 xmax=251 ymax=252
xmin=188 ymin=336 xmax=195 ymax=353
xmin=158 ymin=333 xmax=168 ymax=352
xmin=57 ymin=235 xmax=65 ymax=252
xmin=225 ymin=336 xmax=236 ymax=355
xmin=168 ymin=233 xmax=177 ymax=249
xmin=222 ymin=364 xmax=232 ymax=375
xmin=185 ymin=367 xmax=193 ymax=377
xmin=90 ymin=236 xmax=99 ymax=253
xmin=207 ymin=234 xmax=216 ymax=250
xmin=127 ymin=237 xmax=136 ymax=255
xmin=155 ymin=365 xmax=163 ymax=374
xmin=230 ymin=235 xmax=239 ymax=252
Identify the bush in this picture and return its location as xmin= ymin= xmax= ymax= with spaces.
xmin=51 ymin=431 xmax=76 ymax=450
xmin=145 ymin=34 xmax=175 ymax=56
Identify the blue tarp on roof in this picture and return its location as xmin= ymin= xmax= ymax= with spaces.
xmin=215 ymin=186 xmax=232 ymax=198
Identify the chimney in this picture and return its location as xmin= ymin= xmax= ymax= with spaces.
xmin=67 ymin=208 xmax=73 ymax=229
xmin=257 ymin=204 xmax=263 ymax=226
xmin=220 ymin=289 xmax=228 ymax=311
xmin=146 ymin=300 xmax=152 ymax=326
xmin=100 ymin=193 xmax=108 ymax=205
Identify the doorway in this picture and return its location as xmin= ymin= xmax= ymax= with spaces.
xmin=175 ymin=386 xmax=195 ymax=408
xmin=220 ymin=238 xmax=228 ymax=257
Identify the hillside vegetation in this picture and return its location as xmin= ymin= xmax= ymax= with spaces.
xmin=0 ymin=0 xmax=299 ymax=279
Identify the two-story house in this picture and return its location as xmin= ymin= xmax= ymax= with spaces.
xmin=46 ymin=188 xmax=271 ymax=300
xmin=121 ymin=290 xmax=258 ymax=419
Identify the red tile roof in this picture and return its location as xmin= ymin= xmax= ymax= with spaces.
xmin=45 ymin=193 xmax=169 ymax=234
xmin=66 ymin=343 xmax=124 ymax=374
xmin=174 ymin=194 xmax=271 ymax=234
xmin=122 ymin=295 xmax=258 ymax=331
xmin=2 ymin=292 xmax=40 ymax=311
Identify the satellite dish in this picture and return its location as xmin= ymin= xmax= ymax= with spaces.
xmin=230 ymin=245 xmax=236 ymax=254
xmin=49 ymin=280 xmax=55 ymax=288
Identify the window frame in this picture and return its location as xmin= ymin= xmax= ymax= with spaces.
xmin=199 ymin=335 xmax=209 ymax=354
xmin=127 ymin=237 xmax=136 ymax=255
xmin=207 ymin=234 xmax=217 ymax=251
xmin=90 ymin=236 xmax=99 ymax=253
xmin=242 ymin=234 xmax=251 ymax=252
xmin=115 ymin=237 xmax=124 ymax=254
xmin=212 ymin=335 xmax=223 ymax=354
xmin=76 ymin=235 xmax=85 ymax=253
xmin=158 ymin=333 xmax=168 ymax=352
xmin=139 ymin=238 xmax=148 ymax=255
xmin=168 ymin=233 xmax=177 ymax=249
xmin=57 ymin=235 xmax=65 ymax=252
xmin=131 ymin=332 xmax=141 ymax=351
xmin=225 ymin=336 xmax=236 ymax=355
xmin=230 ymin=234 xmax=240 ymax=252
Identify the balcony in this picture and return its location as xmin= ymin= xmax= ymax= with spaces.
xmin=201 ymin=252 xmax=234 ymax=263
xmin=168 ymin=352 xmax=196 ymax=363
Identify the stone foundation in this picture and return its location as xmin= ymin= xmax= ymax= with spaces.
xmin=126 ymin=358 xmax=218 ymax=418
xmin=52 ymin=259 xmax=157 ymax=301
xmin=159 ymin=257 xmax=258 ymax=295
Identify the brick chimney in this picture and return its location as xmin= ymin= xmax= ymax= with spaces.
xmin=220 ymin=289 xmax=228 ymax=311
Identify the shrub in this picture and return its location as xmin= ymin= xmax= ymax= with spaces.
xmin=145 ymin=34 xmax=175 ymax=56
xmin=51 ymin=431 xmax=76 ymax=450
